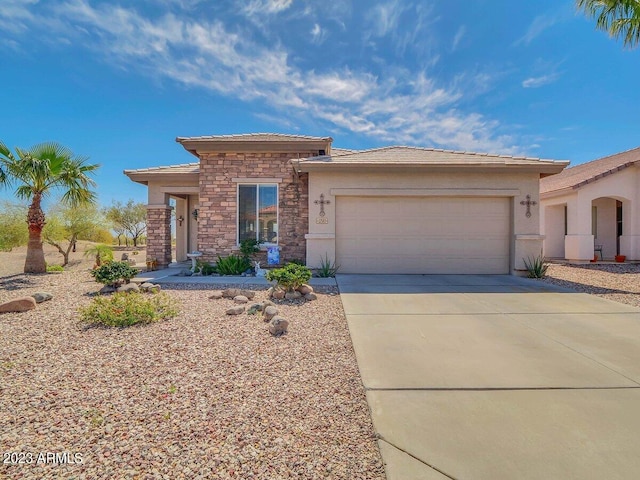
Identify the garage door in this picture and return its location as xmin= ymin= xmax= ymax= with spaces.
xmin=336 ymin=196 xmax=510 ymax=274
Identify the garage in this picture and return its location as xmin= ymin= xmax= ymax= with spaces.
xmin=336 ymin=196 xmax=511 ymax=274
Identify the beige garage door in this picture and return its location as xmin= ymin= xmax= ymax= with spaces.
xmin=336 ymin=196 xmax=510 ymax=274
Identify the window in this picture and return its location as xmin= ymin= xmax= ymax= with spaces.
xmin=238 ymin=184 xmax=278 ymax=245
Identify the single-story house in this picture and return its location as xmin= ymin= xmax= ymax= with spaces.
xmin=125 ymin=133 xmax=568 ymax=275
xmin=541 ymin=146 xmax=640 ymax=262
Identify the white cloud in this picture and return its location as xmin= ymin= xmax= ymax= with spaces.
xmin=514 ymin=14 xmax=558 ymax=46
xmin=452 ymin=25 xmax=466 ymax=51
xmin=2 ymin=0 xmax=520 ymax=154
xmin=310 ymin=23 xmax=325 ymax=44
xmin=522 ymin=73 xmax=560 ymax=88
xmin=243 ymin=0 xmax=293 ymax=16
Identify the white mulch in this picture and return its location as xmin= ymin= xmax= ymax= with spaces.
xmin=541 ymin=262 xmax=640 ymax=308
xmin=0 ymin=272 xmax=385 ymax=479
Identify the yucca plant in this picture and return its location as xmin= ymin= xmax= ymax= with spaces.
xmin=523 ymin=255 xmax=549 ymax=278
xmin=316 ymin=254 xmax=339 ymax=278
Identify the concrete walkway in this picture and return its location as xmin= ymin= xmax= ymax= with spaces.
xmin=336 ymin=274 xmax=640 ymax=480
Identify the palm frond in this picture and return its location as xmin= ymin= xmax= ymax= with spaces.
xmin=577 ymin=0 xmax=640 ymax=48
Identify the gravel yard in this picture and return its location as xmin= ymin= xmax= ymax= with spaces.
xmin=541 ymin=262 xmax=640 ymax=308
xmin=0 ymin=272 xmax=385 ymax=479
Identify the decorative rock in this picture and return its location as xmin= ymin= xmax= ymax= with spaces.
xmin=240 ymin=290 xmax=256 ymax=300
xmin=226 ymin=306 xmax=245 ymax=315
xmin=0 ymin=296 xmax=37 ymax=313
xmin=121 ymin=253 xmax=129 ymax=261
xmin=298 ymin=284 xmax=314 ymax=295
xmin=285 ymin=291 xmax=302 ymax=300
xmin=269 ymin=317 xmax=289 ymax=336
xmin=31 ymin=292 xmax=53 ymax=304
xmin=271 ymin=289 xmax=285 ymax=300
xmin=262 ymin=300 xmax=275 ymax=309
xmin=222 ymin=288 xmax=241 ymax=299
xmin=263 ymin=305 xmax=278 ymax=322
xmin=304 ymin=293 xmax=318 ymax=301
xmin=182 ymin=269 xmax=193 ymax=277
xmin=99 ymin=285 xmax=116 ymax=294
xmin=234 ymin=295 xmax=249 ymax=304
xmin=209 ymin=291 xmax=224 ymax=300
xmin=117 ymin=283 xmax=140 ymax=293
xmin=250 ymin=302 xmax=263 ymax=312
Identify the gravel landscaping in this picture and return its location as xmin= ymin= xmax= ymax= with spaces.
xmin=541 ymin=262 xmax=640 ymax=308
xmin=0 ymin=272 xmax=385 ymax=479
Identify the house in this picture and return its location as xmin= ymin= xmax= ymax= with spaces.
xmin=541 ymin=147 xmax=640 ymax=262
xmin=124 ymin=133 xmax=568 ymax=274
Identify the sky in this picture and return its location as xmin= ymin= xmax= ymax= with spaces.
xmin=0 ymin=0 xmax=638 ymax=207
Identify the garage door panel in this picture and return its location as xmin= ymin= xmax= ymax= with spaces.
xmin=336 ymin=196 xmax=510 ymax=274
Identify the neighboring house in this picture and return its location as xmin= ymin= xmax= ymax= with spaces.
xmin=541 ymin=147 xmax=640 ymax=262
xmin=125 ymin=133 xmax=567 ymax=274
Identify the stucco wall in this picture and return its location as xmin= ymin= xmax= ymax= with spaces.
xmin=197 ymin=152 xmax=312 ymax=264
xmin=305 ymin=169 xmax=543 ymax=274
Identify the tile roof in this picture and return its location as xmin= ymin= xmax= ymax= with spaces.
xmin=124 ymin=163 xmax=200 ymax=175
xmin=295 ymin=146 xmax=567 ymax=168
xmin=540 ymin=147 xmax=640 ymax=194
xmin=176 ymin=133 xmax=332 ymax=143
xmin=331 ymin=147 xmax=359 ymax=155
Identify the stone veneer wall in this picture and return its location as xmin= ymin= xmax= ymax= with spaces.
xmin=197 ymin=152 xmax=311 ymax=264
xmin=146 ymin=205 xmax=173 ymax=267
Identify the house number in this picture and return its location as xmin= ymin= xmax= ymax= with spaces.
xmin=316 ymin=217 xmax=329 ymax=224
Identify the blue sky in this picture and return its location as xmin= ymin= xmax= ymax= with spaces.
xmin=1 ymin=0 xmax=638 ymax=206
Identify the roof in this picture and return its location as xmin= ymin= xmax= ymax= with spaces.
xmin=541 ymin=147 xmax=640 ymax=195
xmin=331 ymin=147 xmax=359 ymax=155
xmin=293 ymin=146 xmax=568 ymax=174
xmin=175 ymin=133 xmax=332 ymax=143
xmin=124 ymin=163 xmax=200 ymax=175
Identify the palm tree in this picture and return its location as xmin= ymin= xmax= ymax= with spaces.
xmin=577 ymin=0 xmax=640 ymax=48
xmin=0 ymin=142 xmax=99 ymax=273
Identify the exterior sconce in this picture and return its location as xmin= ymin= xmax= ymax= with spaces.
xmin=192 ymin=208 xmax=199 ymax=221
xmin=177 ymin=215 xmax=184 ymax=226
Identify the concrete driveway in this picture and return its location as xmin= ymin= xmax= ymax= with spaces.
xmin=336 ymin=274 xmax=640 ymax=480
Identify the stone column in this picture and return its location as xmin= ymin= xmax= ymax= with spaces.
xmin=564 ymin=196 xmax=594 ymax=261
xmin=146 ymin=204 xmax=173 ymax=268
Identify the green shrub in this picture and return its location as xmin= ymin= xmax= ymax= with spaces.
xmin=316 ymin=254 xmax=339 ymax=277
xmin=46 ymin=264 xmax=64 ymax=272
xmin=266 ymin=263 xmax=312 ymax=292
xmin=90 ymin=261 xmax=138 ymax=287
xmin=288 ymin=258 xmax=305 ymax=266
xmin=84 ymin=244 xmax=114 ymax=266
xmin=239 ymin=238 xmax=260 ymax=259
xmin=216 ymin=254 xmax=251 ymax=276
xmin=199 ymin=261 xmax=217 ymax=276
xmin=523 ymin=255 xmax=549 ymax=278
xmin=79 ymin=292 xmax=179 ymax=327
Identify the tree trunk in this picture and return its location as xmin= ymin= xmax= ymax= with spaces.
xmin=24 ymin=194 xmax=47 ymax=274
xmin=133 ymin=236 xmax=138 ymax=247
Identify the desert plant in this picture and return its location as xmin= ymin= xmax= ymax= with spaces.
xmin=215 ymin=254 xmax=251 ymax=275
xmin=196 ymin=260 xmax=217 ymax=276
xmin=523 ymin=255 xmax=549 ymax=278
xmin=79 ymin=292 xmax=179 ymax=327
xmin=46 ymin=264 xmax=64 ymax=272
xmin=266 ymin=262 xmax=312 ymax=292
xmin=90 ymin=261 xmax=138 ymax=287
xmin=239 ymin=238 xmax=260 ymax=259
xmin=84 ymin=244 xmax=114 ymax=267
xmin=316 ymin=254 xmax=339 ymax=278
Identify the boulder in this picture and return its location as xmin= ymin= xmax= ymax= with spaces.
xmin=234 ymin=295 xmax=249 ymax=304
xmin=262 ymin=300 xmax=275 ymax=309
xmin=226 ymin=306 xmax=245 ymax=315
xmin=31 ymin=292 xmax=53 ymax=304
xmin=250 ymin=302 xmax=264 ymax=312
xmin=271 ymin=288 xmax=285 ymax=300
xmin=121 ymin=253 xmax=129 ymax=261
xmin=209 ymin=291 xmax=224 ymax=300
xmin=222 ymin=288 xmax=242 ymax=299
xmin=285 ymin=291 xmax=302 ymax=300
xmin=297 ymin=284 xmax=314 ymax=295
xmin=99 ymin=285 xmax=116 ymax=294
xmin=262 ymin=305 xmax=278 ymax=322
xmin=0 ymin=296 xmax=36 ymax=313
xmin=117 ymin=283 xmax=140 ymax=293
xmin=269 ymin=317 xmax=289 ymax=336
xmin=304 ymin=293 xmax=318 ymax=301
xmin=240 ymin=290 xmax=256 ymax=300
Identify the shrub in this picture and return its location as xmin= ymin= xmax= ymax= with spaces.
xmin=84 ymin=244 xmax=114 ymax=266
xmin=316 ymin=254 xmax=339 ymax=278
xmin=197 ymin=261 xmax=217 ymax=276
xmin=79 ymin=292 xmax=179 ymax=327
xmin=216 ymin=254 xmax=251 ymax=276
xmin=523 ymin=255 xmax=549 ymax=278
xmin=288 ymin=258 xmax=305 ymax=266
xmin=46 ymin=264 xmax=64 ymax=272
xmin=239 ymin=238 xmax=260 ymax=259
xmin=266 ymin=263 xmax=312 ymax=292
xmin=90 ymin=261 xmax=138 ymax=287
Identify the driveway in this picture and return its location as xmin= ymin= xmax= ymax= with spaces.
xmin=336 ymin=274 xmax=640 ymax=480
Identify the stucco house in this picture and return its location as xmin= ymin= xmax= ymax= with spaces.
xmin=124 ymin=133 xmax=567 ymax=275
xmin=541 ymin=147 xmax=640 ymax=262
